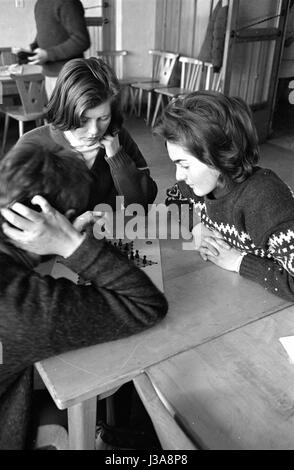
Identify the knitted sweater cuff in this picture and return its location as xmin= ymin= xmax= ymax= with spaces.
xmin=105 ymin=148 xmax=135 ymax=172
xmin=61 ymin=233 xmax=104 ymax=274
xmin=239 ymin=253 xmax=261 ymax=279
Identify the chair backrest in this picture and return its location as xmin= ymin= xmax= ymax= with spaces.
xmin=10 ymin=73 xmax=47 ymax=115
xmin=149 ymin=50 xmax=179 ymax=85
xmin=204 ymin=62 xmax=223 ymax=92
xmin=179 ymin=56 xmax=204 ymax=91
xmin=178 ymin=57 xmax=223 ymax=93
xmin=0 ymin=47 xmax=17 ymax=66
xmin=96 ymin=50 xmax=128 ymax=79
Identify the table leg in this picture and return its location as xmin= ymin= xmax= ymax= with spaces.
xmin=68 ymin=397 xmax=97 ymax=450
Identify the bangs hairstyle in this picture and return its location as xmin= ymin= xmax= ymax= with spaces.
xmin=0 ymin=143 xmax=92 ymax=216
xmin=154 ymin=90 xmax=260 ymax=183
xmin=46 ymin=57 xmax=123 ymax=131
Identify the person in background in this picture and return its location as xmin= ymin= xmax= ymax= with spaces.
xmin=14 ymin=57 xmax=157 ymax=212
xmin=0 ymin=142 xmax=167 ymax=449
xmin=155 ymin=90 xmax=294 ymax=301
xmin=15 ymin=0 xmax=90 ymax=99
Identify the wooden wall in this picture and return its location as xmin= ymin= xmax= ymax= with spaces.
xmin=155 ymin=0 xmax=218 ymax=56
xmin=227 ymin=0 xmax=283 ymax=104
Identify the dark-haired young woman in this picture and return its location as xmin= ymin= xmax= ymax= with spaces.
xmin=14 ymin=57 xmax=157 ymax=211
xmin=155 ymin=90 xmax=294 ymax=301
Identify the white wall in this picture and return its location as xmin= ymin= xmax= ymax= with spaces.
xmin=0 ymin=0 xmax=156 ymax=78
xmin=0 ymin=0 xmax=36 ymax=48
xmin=119 ymin=0 xmax=157 ymax=78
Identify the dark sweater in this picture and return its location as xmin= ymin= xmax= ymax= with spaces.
xmin=15 ymin=125 xmax=158 ymax=212
xmin=30 ymin=0 xmax=90 ymax=77
xmin=0 ymin=234 xmax=168 ymax=449
xmin=166 ymin=167 xmax=294 ymax=301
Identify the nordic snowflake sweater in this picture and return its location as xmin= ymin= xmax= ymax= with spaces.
xmin=166 ymin=167 xmax=294 ymax=301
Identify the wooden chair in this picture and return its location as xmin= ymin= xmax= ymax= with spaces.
xmin=96 ymin=49 xmax=161 ymax=84
xmin=151 ymin=57 xmax=223 ymax=127
xmin=1 ymin=72 xmax=47 ymax=155
xmin=96 ymin=50 xmax=128 ymax=80
xmin=133 ymin=373 xmax=197 ymax=450
xmin=96 ymin=50 xmax=164 ymax=113
xmin=130 ymin=50 xmax=179 ymax=125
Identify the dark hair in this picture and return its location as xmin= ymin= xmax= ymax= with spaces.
xmin=154 ymin=90 xmax=260 ymax=184
xmin=0 ymin=143 xmax=92 ymax=217
xmin=46 ymin=57 xmax=123 ymax=132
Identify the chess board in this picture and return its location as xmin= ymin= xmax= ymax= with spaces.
xmin=108 ymin=237 xmax=164 ymax=292
xmin=35 ymin=237 xmax=164 ymax=292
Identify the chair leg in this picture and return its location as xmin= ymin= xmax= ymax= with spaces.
xmin=151 ymin=94 xmax=163 ymax=127
xmin=138 ymin=89 xmax=143 ymax=117
xmin=18 ymin=120 xmax=24 ymax=137
xmin=120 ymin=86 xmax=129 ymax=114
xmin=1 ymin=114 xmax=10 ymax=155
xmin=128 ymin=87 xmax=137 ymax=116
xmin=146 ymin=91 xmax=152 ymax=126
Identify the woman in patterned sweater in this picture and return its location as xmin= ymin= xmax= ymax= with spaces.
xmin=155 ymin=91 xmax=294 ymax=301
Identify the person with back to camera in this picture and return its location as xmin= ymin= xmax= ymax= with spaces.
xmin=14 ymin=0 xmax=90 ymax=99
xmin=0 ymin=142 xmax=167 ymax=450
xmin=155 ymin=90 xmax=294 ymax=301
xmin=14 ymin=57 xmax=158 ymax=213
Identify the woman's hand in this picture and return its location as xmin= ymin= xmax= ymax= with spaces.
xmin=193 ymin=224 xmax=230 ymax=253
xmin=192 ymin=223 xmax=214 ymax=250
xmin=200 ymin=234 xmax=243 ymax=272
xmin=100 ymin=132 xmax=120 ymax=158
xmin=1 ymin=196 xmax=85 ymax=258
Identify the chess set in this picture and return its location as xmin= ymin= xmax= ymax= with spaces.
xmin=107 ymin=237 xmax=164 ymax=291
xmin=108 ymin=238 xmax=157 ymax=267
xmin=35 ymin=237 xmax=164 ymax=292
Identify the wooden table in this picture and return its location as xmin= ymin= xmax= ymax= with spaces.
xmin=0 ymin=70 xmax=17 ymax=100
xmin=35 ymin=217 xmax=292 ymax=449
xmin=143 ymin=303 xmax=294 ymax=450
xmin=0 ymin=64 xmax=43 ymax=100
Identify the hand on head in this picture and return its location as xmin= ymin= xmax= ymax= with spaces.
xmin=1 ymin=196 xmax=85 ymax=258
xmin=72 ymin=210 xmax=104 ymax=233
